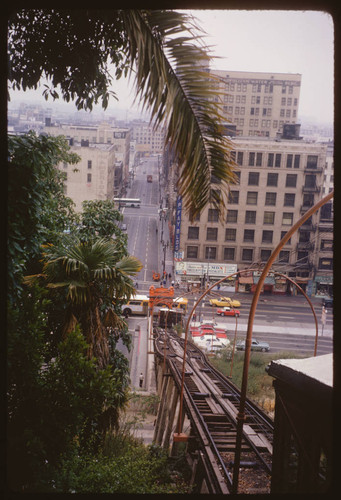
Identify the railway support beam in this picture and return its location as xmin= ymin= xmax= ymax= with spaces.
xmin=154 ymin=373 xmax=175 ymax=445
xmin=170 ymin=405 xmax=186 ymax=457
xmin=162 ymin=380 xmax=179 ymax=450
xmin=153 ymin=369 xmax=168 ymax=444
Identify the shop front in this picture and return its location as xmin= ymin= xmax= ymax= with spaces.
xmin=273 ymin=277 xmax=287 ymax=295
xmin=174 ymin=261 xmax=238 ymax=291
xmin=314 ymin=275 xmax=333 ymax=298
xmin=252 ymin=272 xmax=276 ymax=294
xmin=236 ymin=272 xmax=253 ymax=293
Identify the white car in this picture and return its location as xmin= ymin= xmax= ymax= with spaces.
xmin=193 ymin=335 xmax=230 ymax=352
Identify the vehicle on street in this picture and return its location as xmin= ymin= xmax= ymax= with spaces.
xmin=122 ymin=294 xmax=149 ymax=317
xmin=216 ymin=307 xmax=240 ymax=317
xmin=121 ymin=223 xmax=127 ymax=231
xmin=193 ymin=334 xmax=230 ymax=352
xmin=190 ymin=322 xmax=228 ymax=340
xmin=236 ymin=339 xmax=270 ymax=352
xmin=114 ymin=197 xmax=141 ymax=208
xmin=147 ymin=175 xmax=153 ymax=182
xmin=209 ymin=296 xmax=241 ymax=307
xmin=322 ymin=297 xmax=333 ymax=309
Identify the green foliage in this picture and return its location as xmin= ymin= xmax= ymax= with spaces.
xmin=8 ymin=9 xmax=128 ymax=110
xmin=210 ymin=350 xmax=306 ymax=404
xmin=7 ymin=131 xmax=80 ymax=304
xmin=52 ymin=444 xmax=191 ymax=494
xmin=78 ymin=199 xmax=126 ymax=249
xmin=6 ymin=132 xmax=144 ymax=491
xmin=128 ymin=392 xmax=160 ymax=416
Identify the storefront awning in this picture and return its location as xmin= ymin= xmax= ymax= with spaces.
xmin=253 ymin=276 xmax=276 ymax=285
xmin=238 ymin=276 xmax=253 ymax=284
xmin=315 ymin=275 xmax=333 ymax=284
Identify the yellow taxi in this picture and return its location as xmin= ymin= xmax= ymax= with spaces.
xmin=209 ymin=296 xmax=241 ymax=308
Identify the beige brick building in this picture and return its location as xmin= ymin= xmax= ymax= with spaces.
xmin=58 ymin=143 xmax=116 ymax=211
xmin=172 ymin=130 xmax=332 ymax=295
xmin=44 ymin=122 xmax=131 ymax=187
xmin=210 ymin=70 xmax=301 ymax=139
xmin=130 ymin=121 xmax=166 ymax=156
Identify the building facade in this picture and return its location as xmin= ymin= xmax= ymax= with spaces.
xmin=130 ymin=121 xmax=166 ymax=156
xmin=58 ymin=143 xmax=116 ymax=211
xmin=210 ymin=70 xmax=301 ymax=139
xmin=44 ymin=121 xmax=131 ymax=190
xmin=172 ymin=129 xmax=332 ymax=296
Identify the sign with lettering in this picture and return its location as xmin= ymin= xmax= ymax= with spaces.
xmin=174 ymin=196 xmax=182 ymax=252
xmin=175 ymin=261 xmax=237 ymax=277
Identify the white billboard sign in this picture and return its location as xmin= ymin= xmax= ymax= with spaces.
xmin=175 ymin=261 xmax=237 ymax=277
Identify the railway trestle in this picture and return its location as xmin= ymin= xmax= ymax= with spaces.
xmin=152 ymin=327 xmax=273 ymax=494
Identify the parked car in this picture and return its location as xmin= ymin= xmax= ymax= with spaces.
xmin=121 ymin=223 xmax=127 ymax=231
xmin=236 ymin=339 xmax=270 ymax=352
xmin=216 ymin=307 xmax=240 ymax=317
xmin=322 ymin=297 xmax=333 ymax=309
xmin=209 ymin=296 xmax=241 ymax=308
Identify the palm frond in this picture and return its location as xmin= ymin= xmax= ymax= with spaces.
xmin=121 ymin=9 xmax=238 ymax=219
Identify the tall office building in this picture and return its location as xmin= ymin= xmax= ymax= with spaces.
xmin=210 ymin=70 xmax=301 ymax=139
xmin=171 ymin=126 xmax=332 ymax=296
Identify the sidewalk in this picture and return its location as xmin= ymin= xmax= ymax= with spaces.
xmin=190 ymin=320 xmax=333 ymax=338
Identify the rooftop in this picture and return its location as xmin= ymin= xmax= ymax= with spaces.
xmin=267 ymin=353 xmax=333 ymax=394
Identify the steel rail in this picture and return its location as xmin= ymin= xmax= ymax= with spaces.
xmin=153 ymin=334 xmax=232 ymax=493
xmin=183 ymin=361 xmax=273 ymax=474
xmin=171 ymin=334 xmax=273 ymax=473
xmin=176 ymin=332 xmax=274 ymax=431
xmin=170 ymin=357 xmax=233 ymax=492
xmin=154 ymin=332 xmax=273 ymax=483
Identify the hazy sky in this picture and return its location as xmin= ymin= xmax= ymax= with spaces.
xmin=192 ymin=9 xmax=334 ymax=124
xmin=9 ymin=9 xmax=334 ymax=125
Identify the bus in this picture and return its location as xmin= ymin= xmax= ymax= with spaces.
xmin=114 ymin=198 xmax=141 ymax=208
xmin=122 ymin=295 xmax=188 ymax=317
xmin=122 ymin=294 xmax=149 ymax=317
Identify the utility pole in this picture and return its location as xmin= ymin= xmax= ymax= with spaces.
xmin=321 ymin=305 xmax=326 ymax=336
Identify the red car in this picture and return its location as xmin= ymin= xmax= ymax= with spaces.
xmin=216 ymin=307 xmax=240 ymax=317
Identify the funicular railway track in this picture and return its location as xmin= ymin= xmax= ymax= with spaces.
xmin=154 ymin=328 xmax=274 ymax=494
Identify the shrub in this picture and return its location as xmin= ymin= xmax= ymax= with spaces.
xmin=53 ymin=444 xmax=192 ymax=494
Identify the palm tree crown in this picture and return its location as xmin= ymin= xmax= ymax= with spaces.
xmin=25 ymin=235 xmax=142 ymax=367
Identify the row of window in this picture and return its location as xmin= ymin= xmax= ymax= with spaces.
xmin=223 ymin=96 xmax=296 ymax=108
xmin=227 ymin=190 xmax=298 ymax=206
xmin=223 ymin=82 xmax=296 ymax=94
xmin=233 ymin=152 xmax=319 ymax=169
xmin=187 ymin=244 xmax=289 ymax=261
xmin=186 ymin=245 xmax=293 ymax=264
xmin=185 ymin=245 xmax=332 ymax=270
xmin=233 ymin=171 xmax=300 ymax=187
xmin=188 ymin=225 xmax=294 ymax=243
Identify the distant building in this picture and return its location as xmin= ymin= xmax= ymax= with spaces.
xmin=44 ymin=121 xmax=131 ymax=189
xmin=58 ymin=143 xmax=116 ymax=211
xmin=210 ymin=70 xmax=301 ymax=139
xmin=130 ymin=121 xmax=166 ymax=156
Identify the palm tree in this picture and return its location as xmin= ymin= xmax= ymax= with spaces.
xmin=25 ymin=235 xmax=142 ymax=368
xmin=8 ymin=9 xmax=237 ymax=219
